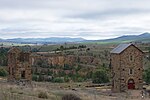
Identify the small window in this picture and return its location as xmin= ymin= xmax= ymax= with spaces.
xmin=129 ymin=55 xmax=133 ymax=61
xmin=129 ymin=69 xmax=134 ymax=75
xmin=21 ymin=71 xmax=25 ymax=79
xmin=138 ymin=68 xmax=140 ymax=70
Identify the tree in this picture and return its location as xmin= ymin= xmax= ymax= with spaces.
xmin=60 ymin=46 xmax=64 ymax=51
xmin=86 ymin=71 xmax=93 ymax=79
xmin=32 ymin=74 xmax=39 ymax=81
xmin=92 ymin=69 xmax=109 ymax=84
xmin=143 ymin=68 xmax=150 ymax=84
xmin=0 ymin=68 xmax=7 ymax=77
xmin=64 ymin=76 xmax=69 ymax=82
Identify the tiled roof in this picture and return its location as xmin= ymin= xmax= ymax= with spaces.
xmin=110 ymin=44 xmax=132 ymax=54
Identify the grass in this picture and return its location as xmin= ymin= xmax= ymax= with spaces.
xmin=0 ymin=81 xmax=114 ymax=100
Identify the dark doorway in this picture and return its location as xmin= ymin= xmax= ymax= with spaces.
xmin=128 ymin=79 xmax=135 ymax=89
xmin=21 ymin=71 xmax=25 ymax=79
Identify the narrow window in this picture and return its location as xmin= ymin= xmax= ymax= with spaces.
xmin=21 ymin=71 xmax=25 ymax=79
xmin=129 ymin=55 xmax=133 ymax=61
xmin=129 ymin=69 xmax=134 ymax=75
xmin=12 ymin=68 xmax=14 ymax=75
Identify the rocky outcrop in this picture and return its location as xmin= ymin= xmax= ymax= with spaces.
xmin=31 ymin=54 xmax=100 ymax=67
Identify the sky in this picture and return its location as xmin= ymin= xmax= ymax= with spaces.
xmin=0 ymin=0 xmax=150 ymax=40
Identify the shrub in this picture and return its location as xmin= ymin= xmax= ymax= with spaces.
xmin=92 ymin=69 xmax=109 ymax=84
xmin=143 ymin=68 xmax=150 ymax=84
xmin=32 ymin=74 xmax=38 ymax=81
xmin=62 ymin=94 xmax=81 ymax=100
xmin=38 ymin=91 xmax=48 ymax=99
xmin=0 ymin=68 xmax=7 ymax=77
xmin=52 ymin=77 xmax=64 ymax=83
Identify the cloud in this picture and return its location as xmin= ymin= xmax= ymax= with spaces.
xmin=0 ymin=0 xmax=150 ymax=40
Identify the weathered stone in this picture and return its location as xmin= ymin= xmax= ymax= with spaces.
xmin=111 ymin=44 xmax=143 ymax=92
xmin=7 ymin=47 xmax=32 ymax=82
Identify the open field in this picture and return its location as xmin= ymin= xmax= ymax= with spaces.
xmin=0 ymin=78 xmax=150 ymax=100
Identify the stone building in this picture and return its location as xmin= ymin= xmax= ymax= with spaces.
xmin=7 ymin=47 xmax=32 ymax=81
xmin=110 ymin=44 xmax=143 ymax=92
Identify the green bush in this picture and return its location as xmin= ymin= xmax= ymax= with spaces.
xmin=92 ymin=69 xmax=109 ymax=84
xmin=143 ymin=68 xmax=150 ymax=84
xmin=52 ymin=77 xmax=64 ymax=83
xmin=64 ymin=76 xmax=69 ymax=82
xmin=77 ymin=77 xmax=84 ymax=82
xmin=38 ymin=91 xmax=48 ymax=99
xmin=32 ymin=75 xmax=38 ymax=81
xmin=0 ymin=68 xmax=7 ymax=77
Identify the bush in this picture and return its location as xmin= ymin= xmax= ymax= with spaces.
xmin=92 ymin=69 xmax=109 ymax=84
xmin=32 ymin=75 xmax=38 ymax=81
xmin=38 ymin=91 xmax=48 ymax=99
xmin=143 ymin=68 xmax=150 ymax=84
xmin=62 ymin=94 xmax=81 ymax=100
xmin=0 ymin=68 xmax=7 ymax=77
xmin=52 ymin=77 xmax=64 ymax=83
xmin=77 ymin=77 xmax=84 ymax=82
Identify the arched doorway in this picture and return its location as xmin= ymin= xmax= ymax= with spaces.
xmin=128 ymin=79 xmax=135 ymax=89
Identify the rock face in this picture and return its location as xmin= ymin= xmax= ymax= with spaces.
xmin=31 ymin=54 xmax=101 ymax=67
xmin=111 ymin=44 xmax=143 ymax=92
xmin=7 ymin=47 xmax=32 ymax=81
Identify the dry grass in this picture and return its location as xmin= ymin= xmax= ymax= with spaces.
xmin=0 ymin=81 xmax=115 ymax=100
xmin=0 ymin=81 xmax=150 ymax=100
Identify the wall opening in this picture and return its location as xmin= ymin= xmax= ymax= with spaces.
xmin=21 ymin=71 xmax=25 ymax=79
xmin=128 ymin=79 xmax=135 ymax=89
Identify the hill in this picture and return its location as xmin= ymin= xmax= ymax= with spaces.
xmin=0 ymin=32 xmax=150 ymax=44
xmin=0 ymin=37 xmax=85 ymax=44
xmin=95 ymin=32 xmax=150 ymax=43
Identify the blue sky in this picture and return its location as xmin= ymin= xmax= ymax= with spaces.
xmin=0 ymin=0 xmax=150 ymax=40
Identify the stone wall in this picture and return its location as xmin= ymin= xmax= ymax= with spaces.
xmin=7 ymin=47 xmax=32 ymax=81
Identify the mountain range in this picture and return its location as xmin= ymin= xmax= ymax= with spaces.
xmin=93 ymin=32 xmax=150 ymax=43
xmin=0 ymin=37 xmax=85 ymax=44
xmin=0 ymin=33 xmax=150 ymax=44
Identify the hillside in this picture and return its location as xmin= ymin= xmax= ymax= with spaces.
xmin=95 ymin=33 xmax=150 ymax=43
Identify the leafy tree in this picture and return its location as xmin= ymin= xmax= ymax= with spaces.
xmin=47 ymin=70 xmax=53 ymax=75
xmin=0 ymin=68 xmax=7 ymax=77
xmin=143 ymin=68 xmax=150 ymax=84
xmin=77 ymin=77 xmax=84 ymax=82
xmin=32 ymin=74 xmax=38 ymax=81
xmin=60 ymin=46 xmax=64 ymax=51
xmin=38 ymin=74 xmax=44 ymax=82
xmin=76 ymin=65 xmax=81 ymax=72
xmin=64 ymin=76 xmax=69 ymax=82
xmin=86 ymin=71 xmax=93 ymax=79
xmin=92 ymin=69 xmax=109 ymax=84
xmin=63 ymin=64 xmax=72 ymax=70
xmin=0 ymin=48 xmax=8 ymax=66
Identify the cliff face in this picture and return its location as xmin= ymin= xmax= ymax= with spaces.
xmin=31 ymin=54 xmax=101 ymax=67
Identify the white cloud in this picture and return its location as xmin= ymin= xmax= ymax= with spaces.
xmin=0 ymin=0 xmax=150 ymax=40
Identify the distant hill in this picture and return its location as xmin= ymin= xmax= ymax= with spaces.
xmin=0 ymin=32 xmax=150 ymax=44
xmin=94 ymin=32 xmax=150 ymax=43
xmin=0 ymin=37 xmax=85 ymax=44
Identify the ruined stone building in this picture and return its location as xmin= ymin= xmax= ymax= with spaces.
xmin=110 ymin=44 xmax=143 ymax=92
xmin=7 ymin=47 xmax=32 ymax=81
